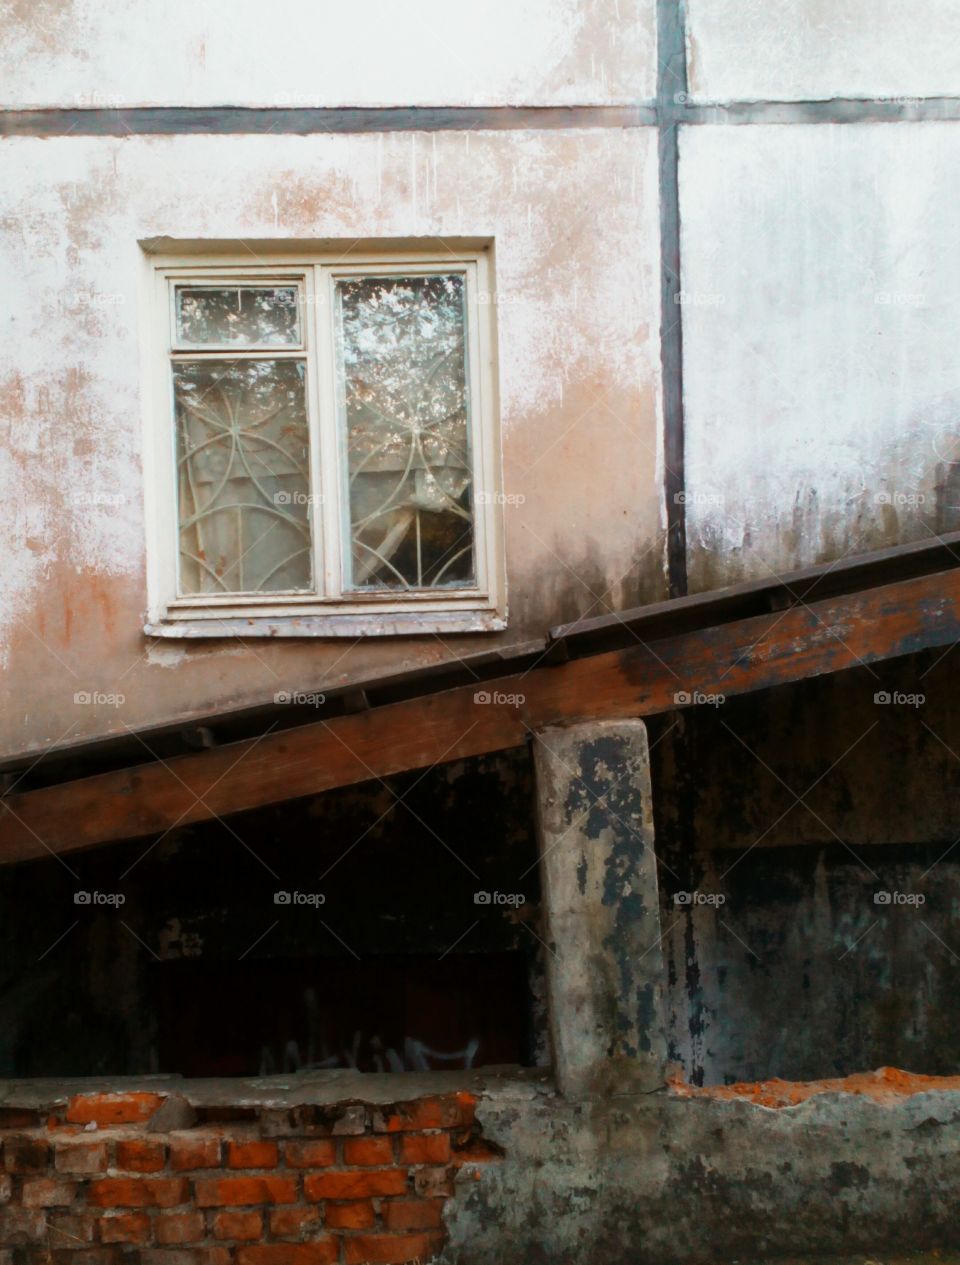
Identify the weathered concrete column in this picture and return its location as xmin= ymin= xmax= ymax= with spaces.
xmin=533 ymin=719 xmax=667 ymax=1097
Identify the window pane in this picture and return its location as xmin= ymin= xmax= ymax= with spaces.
xmin=175 ymin=286 xmax=301 ymax=346
xmin=173 ymin=359 xmax=312 ymax=595
xmin=334 ymin=273 xmax=475 ymax=590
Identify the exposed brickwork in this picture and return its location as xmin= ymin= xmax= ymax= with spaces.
xmin=0 ymin=1090 xmax=499 ymax=1263
xmin=117 ymin=1140 xmax=167 ymax=1173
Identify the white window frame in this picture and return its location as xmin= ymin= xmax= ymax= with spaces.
xmin=141 ymin=248 xmax=505 ymax=637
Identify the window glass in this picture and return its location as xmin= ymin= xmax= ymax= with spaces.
xmin=175 ymin=286 xmax=301 ymax=347
xmin=333 ymin=273 xmax=474 ymax=590
xmin=173 ymin=359 xmax=312 ymax=594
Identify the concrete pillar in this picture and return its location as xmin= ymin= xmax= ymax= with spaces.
xmin=533 ymin=719 xmax=667 ymax=1097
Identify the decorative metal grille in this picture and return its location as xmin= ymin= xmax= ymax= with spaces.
xmin=334 ymin=273 xmax=475 ymax=590
xmin=173 ymin=358 xmax=312 ymax=595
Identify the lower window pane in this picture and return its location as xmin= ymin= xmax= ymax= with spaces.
xmin=334 ymin=273 xmax=475 ymax=590
xmin=173 ymin=359 xmax=312 ymax=595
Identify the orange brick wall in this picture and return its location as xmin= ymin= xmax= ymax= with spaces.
xmin=0 ymin=1091 xmax=500 ymax=1264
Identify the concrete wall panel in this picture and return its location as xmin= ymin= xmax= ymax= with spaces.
xmin=686 ymin=0 xmax=960 ymax=103
xmin=680 ymin=122 xmax=960 ymax=589
xmin=0 ymin=128 xmax=664 ymax=759
xmin=1 ymin=0 xmax=656 ymax=109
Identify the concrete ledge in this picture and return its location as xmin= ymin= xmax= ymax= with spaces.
xmin=0 ymin=1066 xmax=550 ymax=1112
xmin=447 ymin=1076 xmax=960 ymax=1263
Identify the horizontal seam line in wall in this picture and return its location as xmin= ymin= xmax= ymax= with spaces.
xmin=0 ymin=105 xmax=658 ymax=135
xmin=4 ymin=100 xmax=960 ymax=136
xmin=5 ymin=98 xmax=960 ymax=135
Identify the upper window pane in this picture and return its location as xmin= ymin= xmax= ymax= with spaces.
xmin=334 ymin=273 xmax=475 ymax=591
xmin=175 ymin=285 xmax=301 ymax=347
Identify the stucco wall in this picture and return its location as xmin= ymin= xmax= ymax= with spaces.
xmin=685 ymin=0 xmax=960 ymax=103
xmin=6 ymin=0 xmax=960 ymax=753
xmin=0 ymin=128 xmax=664 ymax=759
xmin=1 ymin=0 xmax=656 ymax=108
xmin=680 ymin=121 xmax=960 ymax=590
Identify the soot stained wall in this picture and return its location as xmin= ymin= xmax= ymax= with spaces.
xmin=650 ymin=647 xmax=960 ymax=1086
xmin=0 ymin=748 xmax=545 ymax=1079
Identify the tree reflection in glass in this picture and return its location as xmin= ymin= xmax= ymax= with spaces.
xmin=176 ymin=286 xmax=301 ymax=347
xmin=334 ymin=274 xmax=475 ymax=590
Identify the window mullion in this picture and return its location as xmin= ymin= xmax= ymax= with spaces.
xmin=314 ymin=263 xmax=343 ymax=600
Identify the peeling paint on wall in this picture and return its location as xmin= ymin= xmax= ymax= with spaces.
xmin=0 ymin=129 xmax=664 ymax=758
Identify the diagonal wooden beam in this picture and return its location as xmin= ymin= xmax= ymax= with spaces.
xmin=2 ymin=565 xmax=959 ymax=866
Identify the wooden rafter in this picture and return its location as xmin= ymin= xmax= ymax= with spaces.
xmin=2 ymin=563 xmax=959 ymax=866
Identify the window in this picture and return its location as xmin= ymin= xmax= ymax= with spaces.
xmin=143 ymin=249 xmax=504 ymax=635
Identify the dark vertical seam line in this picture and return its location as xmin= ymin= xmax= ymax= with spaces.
xmin=657 ymin=0 xmax=688 ymax=599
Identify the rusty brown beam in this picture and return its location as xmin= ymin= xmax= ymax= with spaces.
xmin=2 ymin=565 xmax=959 ymax=866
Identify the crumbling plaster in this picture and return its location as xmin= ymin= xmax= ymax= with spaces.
xmin=0 ymin=128 xmax=665 ymax=759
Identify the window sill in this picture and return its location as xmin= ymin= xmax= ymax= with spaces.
xmin=145 ymin=609 xmax=508 ymax=639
